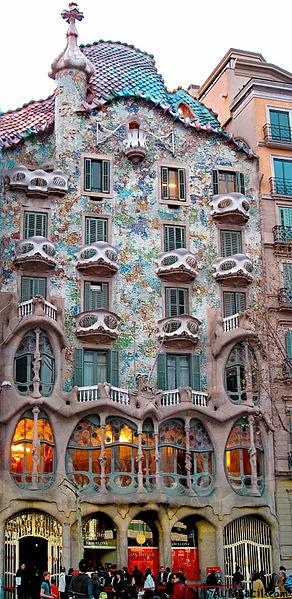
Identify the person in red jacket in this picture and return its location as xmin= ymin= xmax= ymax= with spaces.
xmin=170 ymin=573 xmax=186 ymax=599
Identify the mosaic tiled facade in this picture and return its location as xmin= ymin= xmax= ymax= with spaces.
xmin=0 ymin=4 xmax=279 ymax=589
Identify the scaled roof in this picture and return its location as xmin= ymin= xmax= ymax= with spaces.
xmin=0 ymin=40 xmax=254 ymax=156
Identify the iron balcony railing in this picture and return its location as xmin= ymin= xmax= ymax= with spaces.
xmin=270 ymin=177 xmax=292 ymax=196
xmin=278 ymin=287 xmax=292 ymax=308
xmin=263 ymin=123 xmax=292 ymax=143
xmin=272 ymin=225 xmax=292 ymax=243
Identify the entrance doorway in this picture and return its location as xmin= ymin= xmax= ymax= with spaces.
xmin=171 ymin=517 xmax=199 ymax=582
xmin=19 ymin=537 xmax=48 ymax=599
xmin=128 ymin=511 xmax=159 ymax=576
xmin=83 ymin=514 xmax=117 ymax=570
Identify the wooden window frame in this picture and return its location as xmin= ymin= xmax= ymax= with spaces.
xmin=163 ymin=282 xmax=192 ymax=317
xmin=212 ymin=166 xmax=246 ymax=195
xmin=161 ymin=221 xmax=189 ymax=252
xmin=83 ymin=213 xmax=112 ymax=244
xmin=81 ymin=275 xmax=113 ymax=313
xmin=21 ymin=209 xmax=50 ymax=240
xmin=81 ymin=153 xmax=113 ymax=200
xmin=158 ymin=161 xmax=190 ymax=207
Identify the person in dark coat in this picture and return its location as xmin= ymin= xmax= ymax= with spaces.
xmin=16 ymin=564 xmax=29 ymax=599
xmin=132 ymin=567 xmax=143 ymax=588
xmin=170 ymin=574 xmax=186 ymax=599
xmin=206 ymin=571 xmax=218 ymax=587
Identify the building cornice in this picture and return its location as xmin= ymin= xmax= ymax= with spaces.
xmin=230 ymin=78 xmax=292 ymax=113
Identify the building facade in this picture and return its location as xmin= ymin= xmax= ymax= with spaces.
xmin=0 ymin=8 xmax=279 ymax=591
xmin=197 ymin=48 xmax=292 ymax=571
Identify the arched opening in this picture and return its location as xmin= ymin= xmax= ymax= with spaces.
xmin=11 ymin=410 xmax=55 ymax=488
xmin=83 ymin=513 xmax=117 ymax=570
xmin=225 ymin=342 xmax=259 ymax=404
xmin=178 ymin=104 xmax=194 ymax=119
xmin=128 ymin=511 xmax=159 ymax=575
xmin=105 ymin=417 xmax=138 ymax=492
xmin=225 ymin=417 xmax=264 ymax=495
xmin=66 ymin=415 xmax=101 ymax=488
xmin=4 ymin=511 xmax=62 ymax=599
xmin=171 ymin=517 xmax=199 ymax=581
xmin=14 ymin=329 xmax=55 ymax=396
xmin=159 ymin=419 xmax=187 ymax=493
xmin=224 ymin=515 xmax=272 ymax=588
xmin=142 ymin=418 xmax=156 ymax=491
xmin=189 ymin=419 xmax=215 ymax=494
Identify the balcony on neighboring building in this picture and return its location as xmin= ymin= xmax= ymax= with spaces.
xmin=209 ymin=193 xmax=250 ymax=225
xmin=18 ymin=296 xmax=58 ymax=322
xmin=157 ymin=314 xmax=201 ymax=349
xmin=14 ymin=237 xmax=57 ymax=271
xmin=263 ymin=124 xmax=292 ymax=149
xmin=278 ymin=287 xmax=292 ymax=310
xmin=270 ymin=178 xmax=292 ymax=197
xmin=76 ymin=241 xmax=118 ymax=277
xmin=6 ymin=164 xmax=68 ymax=197
xmin=155 ymin=248 xmax=197 ymax=282
xmin=213 ymin=254 xmax=254 ymax=287
xmin=74 ymin=309 xmax=120 ymax=343
xmin=272 ymin=226 xmax=292 ymax=256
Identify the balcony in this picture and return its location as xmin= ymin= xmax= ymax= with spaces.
xmin=213 ymin=254 xmax=254 ymax=287
xmin=155 ymin=249 xmax=197 ymax=282
xmin=270 ymin=178 xmax=292 ymax=197
xmin=18 ymin=297 xmax=58 ymax=322
xmin=123 ymin=127 xmax=147 ymax=164
xmin=78 ymin=385 xmax=129 ymax=404
xmin=157 ymin=314 xmax=201 ymax=349
xmin=76 ymin=242 xmax=118 ymax=277
xmin=273 ymin=226 xmax=292 ymax=256
xmin=14 ymin=237 xmax=56 ymax=271
xmin=6 ymin=164 xmax=68 ymax=197
xmin=209 ymin=193 xmax=250 ymax=225
xmin=161 ymin=389 xmax=208 ymax=407
xmin=263 ymin=124 xmax=292 ymax=149
xmin=278 ymin=287 xmax=292 ymax=310
xmin=222 ymin=313 xmax=240 ymax=332
xmin=74 ymin=309 xmax=120 ymax=343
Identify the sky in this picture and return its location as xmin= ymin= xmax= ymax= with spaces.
xmin=1 ymin=0 xmax=291 ymax=113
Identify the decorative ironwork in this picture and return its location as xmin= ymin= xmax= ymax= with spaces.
xmin=273 ymin=225 xmax=292 ymax=244
xmin=278 ymin=287 xmax=292 ymax=309
xmin=270 ymin=177 xmax=292 ymax=196
xmin=263 ymin=123 xmax=292 ymax=143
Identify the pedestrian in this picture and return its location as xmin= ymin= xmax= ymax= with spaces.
xmin=177 ymin=570 xmax=185 ymax=584
xmin=165 ymin=574 xmax=175 ymax=599
xmin=144 ymin=569 xmax=155 ymax=599
xmin=276 ymin=567 xmax=286 ymax=595
xmin=15 ymin=564 xmax=29 ymax=599
xmin=112 ymin=570 xmax=126 ymax=599
xmin=252 ymin=573 xmax=264 ymax=598
xmin=132 ymin=567 xmax=143 ymax=588
xmin=40 ymin=572 xmax=54 ymax=599
xmin=232 ymin=566 xmax=244 ymax=586
xmin=165 ymin=570 xmax=172 ymax=584
xmin=206 ymin=571 xmax=218 ymax=587
xmin=91 ymin=573 xmax=101 ymax=599
xmin=68 ymin=559 xmax=94 ymax=599
xmin=59 ymin=568 xmax=66 ymax=599
xmin=157 ymin=568 xmax=168 ymax=586
xmin=51 ymin=577 xmax=59 ymax=599
xmin=125 ymin=578 xmax=138 ymax=599
xmin=170 ymin=574 xmax=186 ymax=599
xmin=66 ymin=569 xmax=74 ymax=599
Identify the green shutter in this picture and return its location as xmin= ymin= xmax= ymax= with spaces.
xmin=279 ymin=207 xmax=292 ymax=228
xmin=84 ymin=282 xmax=109 ymax=311
xmin=223 ymin=292 xmax=235 ymax=317
xmin=190 ymin=354 xmax=201 ymax=391
xmin=220 ymin=230 xmax=242 ymax=256
xmin=84 ymin=158 xmax=92 ymax=192
xmin=21 ymin=277 xmax=46 ymax=301
xmin=212 ymin=170 xmax=219 ymax=194
xmin=236 ymin=172 xmax=245 ymax=194
xmin=283 ymin=263 xmax=292 ymax=287
xmin=235 ymin=292 xmax=246 ymax=313
xmin=178 ymin=168 xmax=186 ymax=200
xmin=166 ymin=288 xmax=188 ymax=316
xmin=24 ymin=212 xmax=47 ymax=238
xmin=164 ymin=225 xmax=186 ymax=251
xmin=21 ymin=277 xmax=32 ymax=302
xmin=157 ymin=353 xmax=167 ymax=390
xmin=102 ymin=160 xmax=110 ymax=194
xmin=74 ymin=348 xmax=84 ymax=387
xmin=161 ymin=167 xmax=169 ymax=199
xmin=85 ymin=217 xmax=108 ymax=244
xmin=286 ymin=331 xmax=292 ymax=360
xmin=108 ymin=350 xmax=119 ymax=386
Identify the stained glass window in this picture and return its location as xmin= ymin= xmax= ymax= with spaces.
xmin=14 ymin=330 xmax=55 ymax=396
xmin=225 ymin=342 xmax=259 ymax=404
xmin=189 ymin=419 xmax=215 ymax=493
xmin=66 ymin=416 xmax=101 ymax=488
xmin=225 ymin=417 xmax=264 ymax=495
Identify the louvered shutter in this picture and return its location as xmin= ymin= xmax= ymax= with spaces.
xmin=164 ymin=226 xmax=186 ymax=251
xmin=102 ymin=160 xmax=110 ymax=193
xmin=161 ymin=167 xmax=169 ymax=199
xmin=236 ymin=172 xmax=245 ymax=194
xmin=283 ymin=263 xmax=292 ymax=287
xmin=21 ymin=277 xmax=46 ymax=301
xmin=221 ymin=230 xmax=242 ymax=256
xmin=97 ymin=218 xmax=108 ymax=241
xmin=21 ymin=277 xmax=32 ymax=302
xmin=74 ymin=348 xmax=84 ymax=387
xmin=178 ymin=169 xmax=186 ymax=200
xmin=166 ymin=288 xmax=177 ymax=317
xmin=84 ymin=158 xmax=92 ymax=191
xmin=84 ymin=282 xmax=109 ymax=311
xmin=190 ymin=354 xmax=201 ymax=391
xmin=235 ymin=292 xmax=246 ymax=313
xmin=223 ymin=292 xmax=235 ymax=317
xmin=157 ymin=353 xmax=167 ymax=390
xmin=85 ymin=217 xmax=108 ymax=243
xmin=108 ymin=350 xmax=119 ymax=386
xmin=212 ymin=170 xmax=219 ymax=194
xmin=178 ymin=288 xmax=188 ymax=314
xmin=286 ymin=331 xmax=292 ymax=360
xmin=279 ymin=207 xmax=292 ymax=228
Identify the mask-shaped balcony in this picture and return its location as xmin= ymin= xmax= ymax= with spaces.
xmin=157 ymin=314 xmax=201 ymax=349
xmin=155 ymin=249 xmax=197 ymax=282
xmin=74 ymin=309 xmax=120 ymax=343
xmin=123 ymin=127 xmax=147 ymax=164
xmin=209 ymin=193 xmax=250 ymax=225
xmin=14 ymin=237 xmax=56 ymax=271
xmin=6 ymin=164 xmax=68 ymax=197
xmin=213 ymin=254 xmax=254 ymax=287
xmin=76 ymin=242 xmax=118 ymax=277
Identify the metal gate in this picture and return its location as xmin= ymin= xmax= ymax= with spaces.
xmin=224 ymin=516 xmax=272 ymax=588
xmin=4 ymin=511 xmax=62 ymax=599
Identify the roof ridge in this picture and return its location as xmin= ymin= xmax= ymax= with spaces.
xmin=80 ymin=39 xmax=155 ymax=60
xmin=0 ymin=94 xmax=55 ymax=117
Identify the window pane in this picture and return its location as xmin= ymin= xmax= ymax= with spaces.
xmin=91 ymin=160 xmax=102 ymax=192
xmin=168 ymin=169 xmax=179 ymax=199
xmin=218 ymin=172 xmax=236 ymax=194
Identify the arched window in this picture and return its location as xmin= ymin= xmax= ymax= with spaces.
xmin=104 ymin=418 xmax=138 ymax=490
xmin=159 ymin=419 xmax=187 ymax=490
xmin=225 ymin=417 xmax=264 ymax=495
xmin=225 ymin=342 xmax=259 ymax=404
xmin=11 ymin=410 xmax=55 ymax=488
xmin=14 ymin=330 xmax=55 ymax=396
xmin=66 ymin=416 xmax=101 ymax=488
xmin=142 ymin=418 xmax=156 ymax=491
xmin=189 ymin=419 xmax=215 ymax=494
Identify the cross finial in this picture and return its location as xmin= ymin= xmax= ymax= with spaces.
xmin=61 ymin=3 xmax=84 ymax=25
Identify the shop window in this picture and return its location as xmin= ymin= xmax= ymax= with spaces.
xmin=11 ymin=410 xmax=55 ymax=488
xmin=14 ymin=330 xmax=55 ymax=396
xmin=225 ymin=417 xmax=264 ymax=495
xmin=225 ymin=342 xmax=259 ymax=404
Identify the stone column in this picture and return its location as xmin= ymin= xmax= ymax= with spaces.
xmin=31 ymin=406 xmax=40 ymax=488
xmin=0 ymin=521 xmax=5 ymax=599
xmin=62 ymin=522 xmax=71 ymax=568
xmin=160 ymin=516 xmax=172 ymax=569
xmin=248 ymin=415 xmax=260 ymax=496
xmin=215 ymin=523 xmax=225 ymax=582
xmin=116 ymin=521 xmax=128 ymax=568
xmin=154 ymin=426 xmax=161 ymax=491
xmin=99 ymin=416 xmax=106 ymax=493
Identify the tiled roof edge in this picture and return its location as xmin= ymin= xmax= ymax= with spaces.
xmin=0 ymin=94 xmax=55 ymax=117
xmin=80 ymin=39 xmax=155 ymax=60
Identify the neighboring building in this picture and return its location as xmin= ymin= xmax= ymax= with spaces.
xmin=0 ymin=9 xmax=278 ymax=592
xmin=197 ymin=48 xmax=292 ymax=570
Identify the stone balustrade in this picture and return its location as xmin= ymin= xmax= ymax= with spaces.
xmin=18 ymin=297 xmax=58 ymax=321
xmin=155 ymin=248 xmax=197 ymax=282
xmin=74 ymin=309 xmax=120 ymax=342
xmin=14 ymin=236 xmax=56 ymax=270
xmin=209 ymin=192 xmax=250 ymax=224
xmin=213 ymin=254 xmax=254 ymax=286
xmin=76 ymin=241 xmax=118 ymax=276
xmin=6 ymin=164 xmax=68 ymax=196
xmin=157 ymin=314 xmax=201 ymax=348
xmin=222 ymin=313 xmax=240 ymax=332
